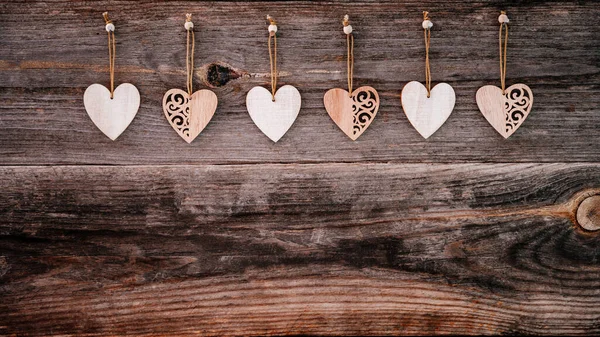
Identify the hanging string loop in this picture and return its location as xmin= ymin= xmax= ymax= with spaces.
xmin=185 ymin=13 xmax=195 ymax=95
xmin=422 ymin=11 xmax=433 ymax=98
xmin=267 ymin=15 xmax=278 ymax=101
xmin=103 ymin=12 xmax=116 ymax=98
xmin=343 ymin=15 xmax=354 ymax=97
xmin=498 ymin=11 xmax=509 ymax=94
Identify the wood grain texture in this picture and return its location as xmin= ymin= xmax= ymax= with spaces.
xmin=1 ymin=0 xmax=600 ymax=336
xmin=0 ymin=0 xmax=598 ymax=164
xmin=0 ymin=163 xmax=599 ymax=336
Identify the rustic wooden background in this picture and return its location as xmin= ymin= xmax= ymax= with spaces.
xmin=1 ymin=0 xmax=600 ymax=335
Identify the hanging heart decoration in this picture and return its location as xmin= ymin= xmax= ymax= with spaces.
xmin=477 ymin=12 xmax=534 ymax=139
xmin=84 ymin=83 xmax=140 ymax=141
xmin=83 ymin=13 xmax=140 ymax=141
xmin=401 ymin=81 xmax=455 ymax=139
xmin=246 ymin=85 xmax=301 ymax=142
xmin=476 ymin=83 xmax=533 ymax=138
xmin=162 ymin=14 xmax=218 ymax=143
xmin=163 ymin=89 xmax=218 ymax=143
xmin=324 ymin=86 xmax=379 ymax=140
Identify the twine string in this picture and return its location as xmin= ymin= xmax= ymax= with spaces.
xmin=344 ymin=16 xmax=354 ymax=97
xmin=103 ymin=12 xmax=116 ymax=98
xmin=267 ymin=16 xmax=277 ymax=101
xmin=347 ymin=33 xmax=354 ymax=96
xmin=186 ymin=14 xmax=195 ymax=95
xmin=423 ymin=11 xmax=432 ymax=98
xmin=499 ymin=12 xmax=509 ymax=94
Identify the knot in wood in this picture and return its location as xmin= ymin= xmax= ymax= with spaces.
xmin=205 ymin=63 xmax=240 ymax=88
xmin=576 ymin=195 xmax=600 ymax=231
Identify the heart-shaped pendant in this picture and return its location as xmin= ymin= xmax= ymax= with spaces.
xmin=476 ymin=83 xmax=533 ymax=138
xmin=163 ymin=88 xmax=218 ymax=143
xmin=84 ymin=83 xmax=140 ymax=140
xmin=401 ymin=81 xmax=455 ymax=139
xmin=323 ymin=86 xmax=379 ymax=140
xmin=246 ymin=85 xmax=301 ymax=142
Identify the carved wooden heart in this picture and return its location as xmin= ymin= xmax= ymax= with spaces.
xmin=323 ymin=86 xmax=379 ymax=140
xmin=476 ymin=84 xmax=533 ymax=138
xmin=163 ymin=88 xmax=218 ymax=143
xmin=83 ymin=83 xmax=140 ymax=140
xmin=401 ymin=81 xmax=456 ymax=139
xmin=246 ymin=85 xmax=301 ymax=142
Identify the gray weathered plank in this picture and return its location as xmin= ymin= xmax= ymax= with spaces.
xmin=0 ymin=0 xmax=598 ymax=164
xmin=2 ymin=1 xmax=600 ymax=335
xmin=1 ymin=163 xmax=599 ymax=335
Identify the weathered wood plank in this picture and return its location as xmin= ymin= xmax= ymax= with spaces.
xmin=0 ymin=1 xmax=598 ymax=164
xmin=1 ymin=163 xmax=599 ymax=335
xmin=2 ymin=0 xmax=600 ymax=335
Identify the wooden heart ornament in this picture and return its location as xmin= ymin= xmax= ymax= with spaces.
xmin=163 ymin=89 xmax=218 ymax=143
xmin=246 ymin=85 xmax=301 ymax=142
xmin=324 ymin=86 xmax=380 ymax=140
xmin=84 ymin=83 xmax=140 ymax=140
xmin=401 ymin=81 xmax=455 ymax=139
xmin=476 ymin=84 xmax=533 ymax=138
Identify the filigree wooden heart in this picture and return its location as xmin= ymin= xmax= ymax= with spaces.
xmin=476 ymin=84 xmax=533 ymax=138
xmin=324 ymin=86 xmax=379 ymax=140
xmin=163 ymin=88 xmax=218 ymax=143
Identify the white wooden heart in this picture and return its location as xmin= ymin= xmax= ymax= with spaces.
xmin=401 ymin=81 xmax=455 ymax=139
xmin=163 ymin=88 xmax=218 ymax=143
xmin=476 ymin=83 xmax=533 ymax=138
xmin=84 ymin=83 xmax=140 ymax=140
xmin=246 ymin=85 xmax=301 ymax=142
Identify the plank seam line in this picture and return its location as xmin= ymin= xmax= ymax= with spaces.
xmin=0 ymin=162 xmax=598 ymax=168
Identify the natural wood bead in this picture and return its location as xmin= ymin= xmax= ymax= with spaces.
xmin=576 ymin=195 xmax=600 ymax=231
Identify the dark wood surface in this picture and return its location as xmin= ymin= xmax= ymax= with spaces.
xmin=1 ymin=1 xmax=600 ymax=336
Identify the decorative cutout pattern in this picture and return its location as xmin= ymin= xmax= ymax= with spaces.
xmin=504 ymin=85 xmax=533 ymax=134
xmin=163 ymin=90 xmax=191 ymax=138
xmin=352 ymin=88 xmax=379 ymax=136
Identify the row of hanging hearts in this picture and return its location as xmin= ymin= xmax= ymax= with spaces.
xmin=84 ymin=12 xmax=533 ymax=143
xmin=85 ymin=81 xmax=534 ymax=142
